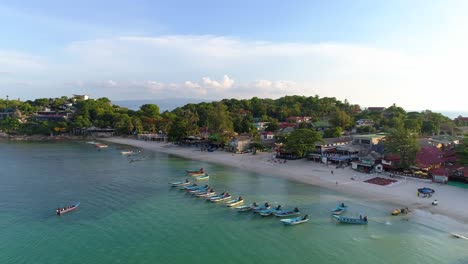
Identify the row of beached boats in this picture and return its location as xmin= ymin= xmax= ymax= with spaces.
xmin=170 ymin=178 xmax=309 ymax=226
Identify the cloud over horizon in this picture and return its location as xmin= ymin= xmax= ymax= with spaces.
xmin=1 ymin=34 xmax=467 ymax=110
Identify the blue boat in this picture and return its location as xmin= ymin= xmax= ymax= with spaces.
xmin=333 ymin=215 xmax=368 ymax=224
xmin=331 ymin=203 xmax=347 ymax=215
xmin=258 ymin=205 xmax=282 ymax=216
xmin=274 ymin=209 xmax=301 ymax=218
xmin=252 ymin=202 xmax=271 ymax=213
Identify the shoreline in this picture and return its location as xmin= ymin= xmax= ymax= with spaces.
xmin=102 ymin=137 xmax=468 ymax=224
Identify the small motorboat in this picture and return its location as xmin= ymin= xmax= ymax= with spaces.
xmin=280 ymin=215 xmax=309 ymax=225
xmin=235 ymin=205 xmax=253 ymax=212
xmin=274 ymin=209 xmax=301 ymax=218
xmin=225 ymin=197 xmax=244 ymax=207
xmin=209 ymin=194 xmax=232 ymax=203
xmin=170 ymin=180 xmax=190 ymax=187
xmin=432 ymin=200 xmax=438 ymax=206
xmin=56 ymin=202 xmax=80 ymax=216
xmin=333 ymin=215 xmax=368 ymax=225
xmin=331 ymin=203 xmax=347 ymax=215
xmin=195 ymin=174 xmax=210 ymax=180
xmin=259 ymin=205 xmax=282 ymax=216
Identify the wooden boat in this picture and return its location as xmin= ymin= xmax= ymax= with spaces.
xmin=195 ymin=190 xmax=216 ymax=197
xmin=169 ymin=180 xmax=190 ymax=187
xmin=188 ymin=186 xmax=210 ymax=194
xmin=195 ymin=174 xmax=210 ymax=180
xmin=56 ymin=202 xmax=80 ymax=215
xmin=235 ymin=205 xmax=253 ymax=212
xmin=273 ymin=210 xmax=301 ymax=218
xmin=259 ymin=205 xmax=282 ymax=216
xmin=331 ymin=204 xmax=347 ymax=215
xmin=209 ymin=195 xmax=232 ymax=203
xmin=280 ymin=215 xmax=309 ymax=225
xmin=252 ymin=203 xmax=271 ymax=213
xmin=182 ymin=184 xmax=203 ymax=190
xmin=333 ymin=215 xmax=368 ymax=224
xmin=120 ymin=150 xmax=135 ymax=155
xmin=95 ymin=143 xmax=108 ymax=148
xmin=225 ymin=198 xmax=244 ymax=207
xmin=186 ymin=168 xmax=205 ymax=176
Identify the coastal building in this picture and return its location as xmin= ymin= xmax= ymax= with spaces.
xmin=228 ymin=134 xmax=252 ymax=153
xmin=308 ymin=137 xmax=359 ymax=164
xmin=286 ymin=116 xmax=312 ymax=123
xmin=351 ymin=151 xmax=382 ymax=173
xmin=352 ymin=134 xmax=386 ymax=149
xmin=312 ymin=121 xmax=332 ymax=131
xmin=355 ymin=119 xmax=374 ymax=127
xmin=86 ymin=126 xmax=115 ymax=137
xmin=430 ymin=167 xmax=450 ymax=183
xmin=253 ymin=122 xmax=270 ymax=131
xmin=137 ymin=132 xmax=168 ymax=142
xmin=72 ymin=94 xmax=89 ymax=101
xmin=366 ymin=107 xmax=386 ymax=112
xmin=34 ymin=111 xmax=71 ymax=122
xmin=454 ymin=126 xmax=468 ymax=138
xmin=0 ymin=108 xmax=20 ymax=120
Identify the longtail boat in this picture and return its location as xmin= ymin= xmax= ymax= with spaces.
xmin=56 ymin=202 xmax=80 ymax=216
xmin=333 ymin=215 xmax=368 ymax=224
xmin=280 ymin=215 xmax=309 ymax=225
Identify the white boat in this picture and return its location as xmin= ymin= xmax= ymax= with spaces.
xmin=95 ymin=143 xmax=108 ymax=148
xmin=121 ymin=150 xmax=134 ymax=155
xmin=225 ymin=198 xmax=244 ymax=207
xmin=280 ymin=215 xmax=309 ymax=225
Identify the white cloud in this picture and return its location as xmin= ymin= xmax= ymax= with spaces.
xmin=201 ymin=75 xmax=234 ymax=90
xmin=2 ymin=34 xmax=468 ymax=110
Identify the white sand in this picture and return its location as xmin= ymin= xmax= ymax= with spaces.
xmin=103 ymin=137 xmax=468 ymax=223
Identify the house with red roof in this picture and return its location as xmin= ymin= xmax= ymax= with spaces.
xmin=414 ymin=146 xmax=444 ymax=170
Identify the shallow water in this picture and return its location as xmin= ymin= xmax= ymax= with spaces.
xmin=0 ymin=141 xmax=467 ymax=264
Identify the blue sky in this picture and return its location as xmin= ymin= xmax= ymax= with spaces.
xmin=1 ymin=0 xmax=467 ymax=111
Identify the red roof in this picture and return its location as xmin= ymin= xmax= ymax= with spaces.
xmin=430 ymin=167 xmax=450 ymax=176
xmin=279 ymin=122 xmax=296 ymax=129
xmin=383 ymin=154 xmax=401 ymax=161
xmin=261 ymin=131 xmax=274 ymax=135
xmin=367 ymin=107 xmax=386 ymax=111
xmin=416 ymin=147 xmax=443 ymax=168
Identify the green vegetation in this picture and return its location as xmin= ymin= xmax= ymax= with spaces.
xmin=283 ymin=129 xmax=323 ymax=158
xmin=456 ymin=136 xmax=468 ymax=165
xmin=383 ymin=128 xmax=420 ymax=169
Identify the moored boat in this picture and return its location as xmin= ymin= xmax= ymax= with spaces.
xmin=252 ymin=202 xmax=271 ymax=213
xmin=235 ymin=205 xmax=253 ymax=212
xmin=331 ymin=203 xmax=347 ymax=215
xmin=274 ymin=208 xmax=301 ymax=217
xmin=170 ymin=180 xmax=191 ymax=187
xmin=333 ymin=215 xmax=368 ymax=224
xmin=259 ymin=205 xmax=282 ymax=216
xmin=195 ymin=190 xmax=216 ymax=197
xmin=209 ymin=194 xmax=232 ymax=203
xmin=225 ymin=197 xmax=244 ymax=207
xmin=56 ymin=202 xmax=80 ymax=215
xmin=280 ymin=215 xmax=309 ymax=225
xmin=195 ymin=174 xmax=210 ymax=180
xmin=186 ymin=168 xmax=205 ymax=176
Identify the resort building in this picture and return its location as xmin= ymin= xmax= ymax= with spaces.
xmin=312 ymin=121 xmax=332 ymax=131
xmin=253 ymin=122 xmax=270 ymax=131
xmin=352 ymin=134 xmax=386 ymax=149
xmin=286 ymin=116 xmax=312 ymax=123
xmin=86 ymin=126 xmax=115 ymax=137
xmin=229 ymin=135 xmax=252 ymax=153
xmin=34 ymin=111 xmax=71 ymax=122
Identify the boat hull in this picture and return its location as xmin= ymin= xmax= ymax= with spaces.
xmin=281 ymin=217 xmax=309 ymax=225
xmin=333 ymin=215 xmax=368 ymax=224
xmin=56 ymin=202 xmax=80 ymax=216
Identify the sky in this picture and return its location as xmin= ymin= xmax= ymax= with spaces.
xmin=1 ymin=0 xmax=467 ymax=111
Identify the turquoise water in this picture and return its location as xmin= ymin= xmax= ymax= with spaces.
xmin=1 ymin=141 xmax=468 ymax=264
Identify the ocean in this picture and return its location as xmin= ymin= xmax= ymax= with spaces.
xmin=0 ymin=141 xmax=467 ymax=264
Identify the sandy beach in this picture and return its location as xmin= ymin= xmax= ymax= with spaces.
xmin=103 ymin=137 xmax=468 ymax=224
